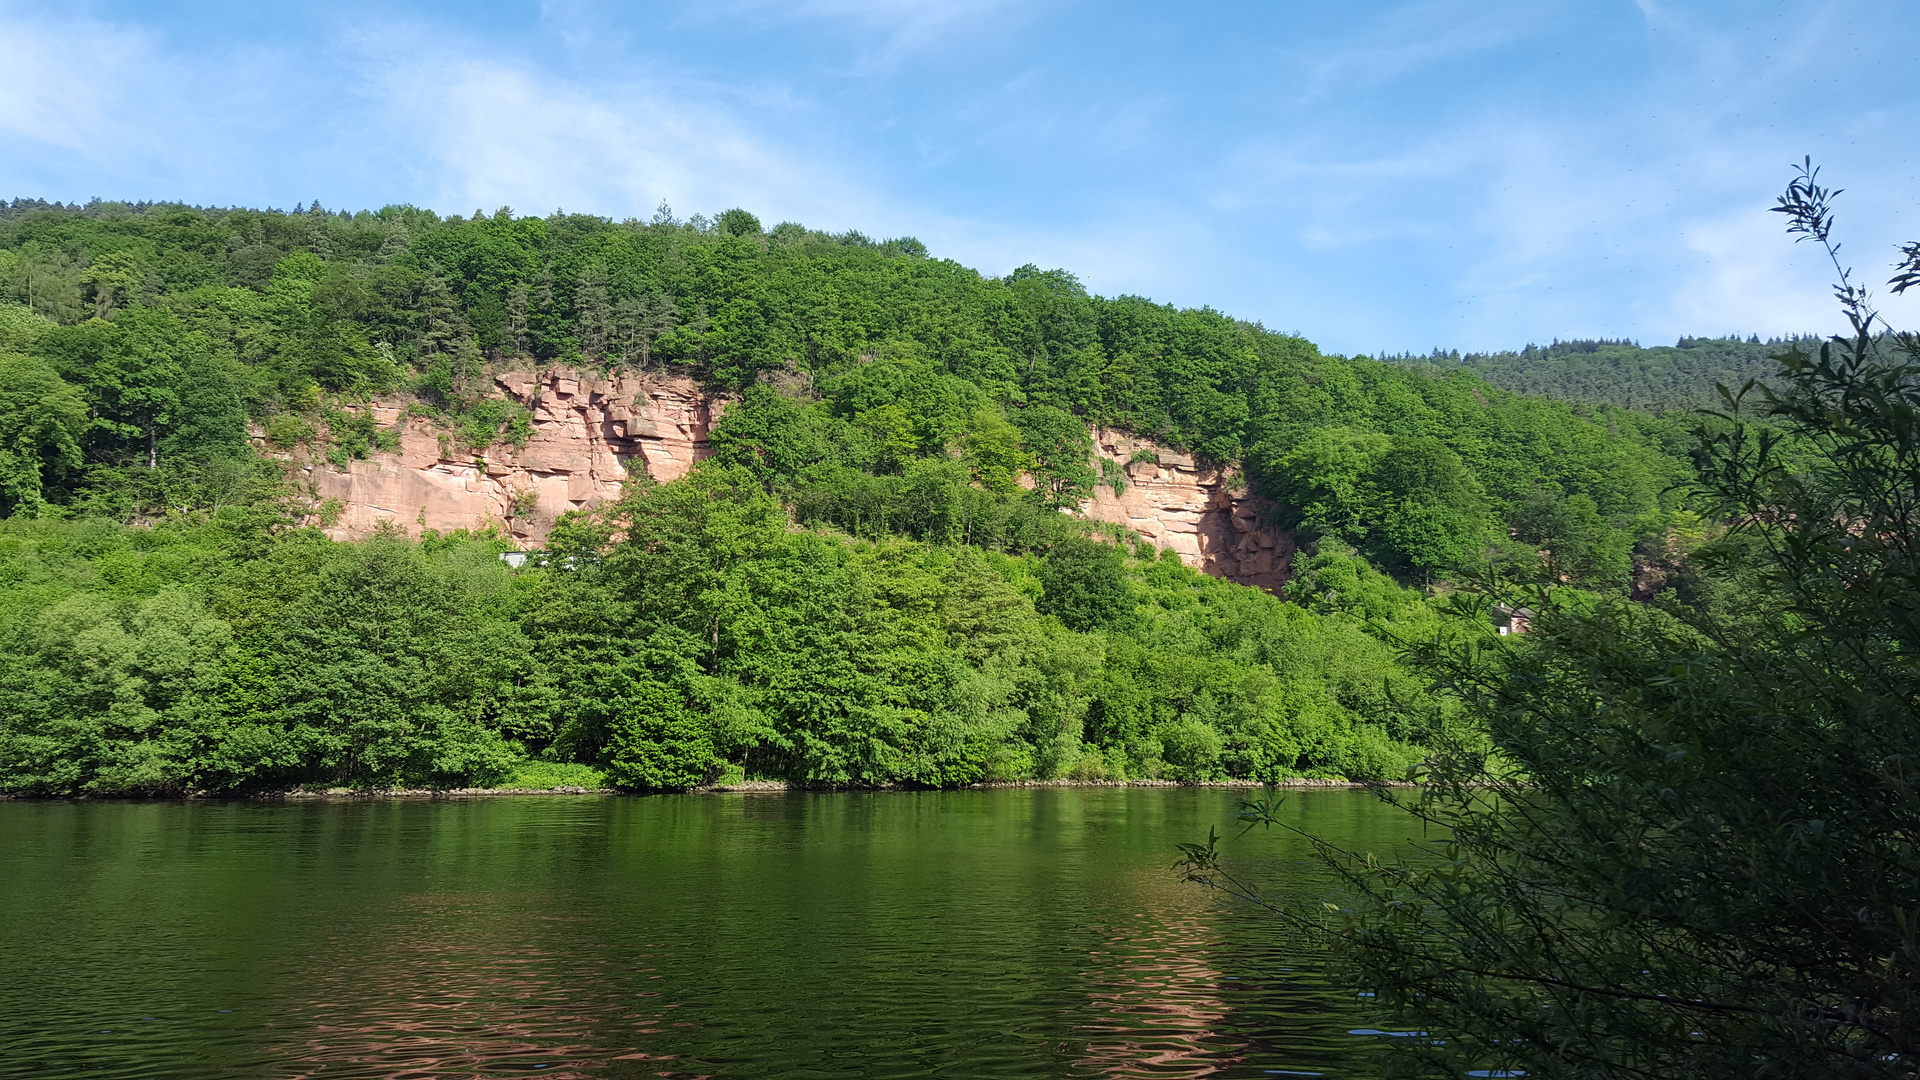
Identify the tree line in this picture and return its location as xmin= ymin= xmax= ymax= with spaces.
xmin=0 ymin=195 xmax=1699 ymax=588
xmin=0 ymin=193 xmax=1721 ymax=796
xmin=1383 ymin=333 xmax=1823 ymax=413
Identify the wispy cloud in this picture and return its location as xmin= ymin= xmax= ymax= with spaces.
xmin=0 ymin=10 xmax=313 ymax=203
xmin=343 ymin=45 xmax=867 ymax=227
xmin=1277 ymin=0 xmax=1565 ymax=101
xmin=0 ymin=16 xmax=175 ymax=161
xmin=1 ymin=0 xmax=1915 ymax=356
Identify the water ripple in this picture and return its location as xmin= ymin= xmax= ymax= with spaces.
xmin=0 ymin=789 xmax=1404 ymax=1079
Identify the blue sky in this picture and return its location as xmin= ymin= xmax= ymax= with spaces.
xmin=2 ymin=0 xmax=1916 ymax=355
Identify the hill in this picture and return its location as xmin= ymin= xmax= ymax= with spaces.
xmin=0 ymin=196 xmax=1707 ymax=795
xmin=0 ymin=197 xmax=1691 ymax=583
xmin=1382 ymin=335 xmax=1818 ymax=412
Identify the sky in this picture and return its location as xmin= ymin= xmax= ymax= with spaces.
xmin=2 ymin=0 xmax=1916 ymax=356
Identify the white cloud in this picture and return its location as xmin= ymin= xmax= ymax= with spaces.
xmin=335 ymin=24 xmax=906 ymax=232
xmin=686 ymin=0 xmax=1025 ymax=43
xmin=1666 ymin=205 xmax=1920 ymax=343
xmin=1282 ymin=0 xmax=1563 ymax=101
xmin=1671 ymin=210 xmax=1838 ymax=338
xmin=0 ymin=11 xmax=318 ymax=204
xmin=3 ymin=0 xmax=1916 ymax=360
xmin=0 ymin=17 xmax=165 ymax=157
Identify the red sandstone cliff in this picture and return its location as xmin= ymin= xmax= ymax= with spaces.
xmin=1083 ymin=427 xmax=1295 ymax=592
xmin=279 ymin=372 xmax=1296 ymax=591
xmin=281 ymin=368 xmax=720 ymax=546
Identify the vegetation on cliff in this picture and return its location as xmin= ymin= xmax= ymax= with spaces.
xmin=0 ymin=194 xmax=1718 ymax=794
xmin=0 ymin=473 xmax=1463 ymax=794
xmin=0 ymin=196 xmax=1689 ymax=583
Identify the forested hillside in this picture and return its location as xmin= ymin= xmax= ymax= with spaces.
xmin=1383 ymin=335 xmax=1816 ymax=412
xmin=0 ymin=197 xmax=1702 ymax=795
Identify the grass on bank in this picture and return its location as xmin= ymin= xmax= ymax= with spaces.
xmin=497 ymin=760 xmax=610 ymax=790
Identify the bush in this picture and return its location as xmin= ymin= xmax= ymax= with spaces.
xmin=604 ymin=678 xmax=716 ymax=790
xmin=265 ymin=413 xmax=315 ymax=449
xmin=1152 ymin=717 xmax=1223 ymax=780
xmin=1036 ymin=536 xmax=1129 ymax=631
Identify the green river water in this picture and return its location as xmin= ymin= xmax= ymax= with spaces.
xmin=0 ymin=788 xmax=1414 ymax=1079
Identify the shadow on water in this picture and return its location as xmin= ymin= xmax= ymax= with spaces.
xmin=0 ymin=788 xmax=1414 ymax=1079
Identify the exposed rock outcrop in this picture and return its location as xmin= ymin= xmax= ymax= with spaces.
xmin=284 ymin=376 xmax=1295 ymax=592
xmin=1081 ymin=427 xmax=1296 ymax=593
xmin=285 ymin=369 xmax=721 ymax=546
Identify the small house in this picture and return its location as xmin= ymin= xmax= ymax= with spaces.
xmin=1493 ymin=604 xmax=1534 ymax=636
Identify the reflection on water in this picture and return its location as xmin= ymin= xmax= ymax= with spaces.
xmin=0 ymin=788 xmax=1409 ymax=1079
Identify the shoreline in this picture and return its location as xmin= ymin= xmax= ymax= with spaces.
xmin=273 ymin=776 xmax=1389 ymax=800
xmin=2 ymin=778 xmax=1407 ymax=802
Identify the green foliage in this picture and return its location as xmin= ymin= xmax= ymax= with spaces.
xmin=716 ymin=209 xmax=763 ymax=238
xmin=498 ymin=758 xmax=607 ymax=790
xmin=605 ymin=677 xmax=716 ymax=790
xmin=1284 ymin=538 xmax=1428 ymax=624
xmin=0 ymin=353 xmax=87 ymax=516
xmin=1258 ymin=429 xmax=1495 ymax=574
xmin=1011 ymin=405 xmax=1096 ymax=508
xmin=1385 ymin=334 xmax=1820 ymax=412
xmin=0 ymin=193 xmax=1737 ymax=801
xmin=0 ymin=198 xmax=1689 ymax=597
xmin=1183 ymin=168 xmax=1920 ymax=1079
xmin=1036 ymin=536 xmax=1129 ymax=631
xmin=0 ymin=446 xmax=1460 ymax=795
xmin=0 ymin=519 xmax=526 ymax=794
xmin=264 ymin=412 xmax=315 ymax=449
xmin=0 ymin=301 xmax=54 ymax=353
xmin=1323 ymin=325 xmax=1920 ymax=1078
xmin=1509 ymin=489 xmax=1633 ymax=584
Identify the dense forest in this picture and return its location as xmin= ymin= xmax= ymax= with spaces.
xmin=0 ymin=196 xmax=1709 ymax=795
xmin=1173 ymin=166 xmax=1920 ymax=1078
xmin=1382 ymin=334 xmax=1818 ymax=412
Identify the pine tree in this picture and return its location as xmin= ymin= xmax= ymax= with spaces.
xmin=306 ymin=202 xmax=331 ymax=259
xmin=378 ymin=220 xmax=411 ymax=262
xmin=506 ymin=282 xmax=530 ymax=356
xmin=574 ymin=265 xmax=612 ymax=362
xmin=613 ymin=291 xmax=678 ymax=369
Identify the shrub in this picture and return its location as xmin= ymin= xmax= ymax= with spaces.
xmin=1036 ymin=536 xmax=1129 ymax=631
xmin=604 ymin=678 xmax=716 ymax=790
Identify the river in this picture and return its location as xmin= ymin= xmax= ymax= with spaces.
xmin=0 ymin=787 xmax=1414 ymax=1079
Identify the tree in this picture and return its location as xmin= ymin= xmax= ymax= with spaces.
xmin=0 ymin=301 xmax=54 ymax=353
xmin=378 ymin=220 xmax=411 ymax=262
xmin=1011 ymin=405 xmax=1095 ymax=509
xmin=613 ymin=291 xmax=677 ymax=369
xmin=505 ymin=281 xmax=530 ymax=354
xmin=83 ymin=307 xmax=192 ymax=470
xmin=1036 ymin=536 xmax=1129 ymax=631
xmin=1510 ymin=489 xmax=1633 ymax=585
xmin=416 ymin=272 xmax=482 ymax=407
xmin=961 ymin=409 xmax=1032 ymax=495
xmin=1257 ymin=426 xmax=1391 ymax=538
xmin=1181 ymin=162 xmax=1920 ymax=1079
xmin=574 ymin=264 xmax=612 ymax=361
xmin=81 ymin=251 xmax=142 ymax=319
xmin=605 ymin=677 xmax=716 ymax=789
xmin=717 ymin=208 xmax=762 ymax=237
xmin=0 ymin=354 xmax=86 ymax=515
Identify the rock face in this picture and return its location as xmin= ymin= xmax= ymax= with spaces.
xmin=290 ymin=377 xmax=1295 ymax=591
xmin=1081 ymin=427 xmax=1297 ymax=593
xmin=289 ymin=369 xmax=721 ymax=546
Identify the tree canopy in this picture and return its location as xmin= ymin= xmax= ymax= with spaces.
xmin=0 ymin=193 xmax=1748 ymax=798
xmin=1180 ymin=161 xmax=1920 ymax=1080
